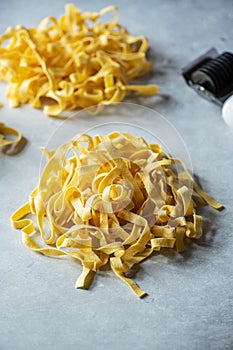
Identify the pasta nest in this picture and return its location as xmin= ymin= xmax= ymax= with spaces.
xmin=11 ymin=132 xmax=222 ymax=297
xmin=0 ymin=4 xmax=158 ymax=116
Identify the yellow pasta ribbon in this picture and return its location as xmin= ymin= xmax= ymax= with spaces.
xmin=0 ymin=121 xmax=24 ymax=154
xmin=0 ymin=4 xmax=158 ymax=116
xmin=11 ymin=132 xmax=222 ymax=297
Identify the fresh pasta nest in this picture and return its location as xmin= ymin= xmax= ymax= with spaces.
xmin=11 ymin=132 xmax=222 ymax=297
xmin=0 ymin=4 xmax=158 ymax=116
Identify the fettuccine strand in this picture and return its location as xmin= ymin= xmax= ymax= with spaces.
xmin=0 ymin=122 xmax=24 ymax=154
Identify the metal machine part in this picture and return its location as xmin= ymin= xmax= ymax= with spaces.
xmin=182 ymin=48 xmax=233 ymax=105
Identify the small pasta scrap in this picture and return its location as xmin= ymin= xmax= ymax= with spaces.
xmin=0 ymin=122 xmax=24 ymax=154
xmin=0 ymin=4 xmax=158 ymax=116
xmin=11 ymin=132 xmax=222 ymax=297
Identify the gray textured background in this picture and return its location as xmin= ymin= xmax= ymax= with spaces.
xmin=0 ymin=1 xmax=233 ymax=349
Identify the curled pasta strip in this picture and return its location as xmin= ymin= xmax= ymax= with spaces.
xmin=0 ymin=4 xmax=158 ymax=116
xmin=0 ymin=122 xmax=24 ymax=154
xmin=11 ymin=132 xmax=222 ymax=297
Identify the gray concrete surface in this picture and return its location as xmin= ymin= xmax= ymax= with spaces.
xmin=0 ymin=0 xmax=233 ymax=349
